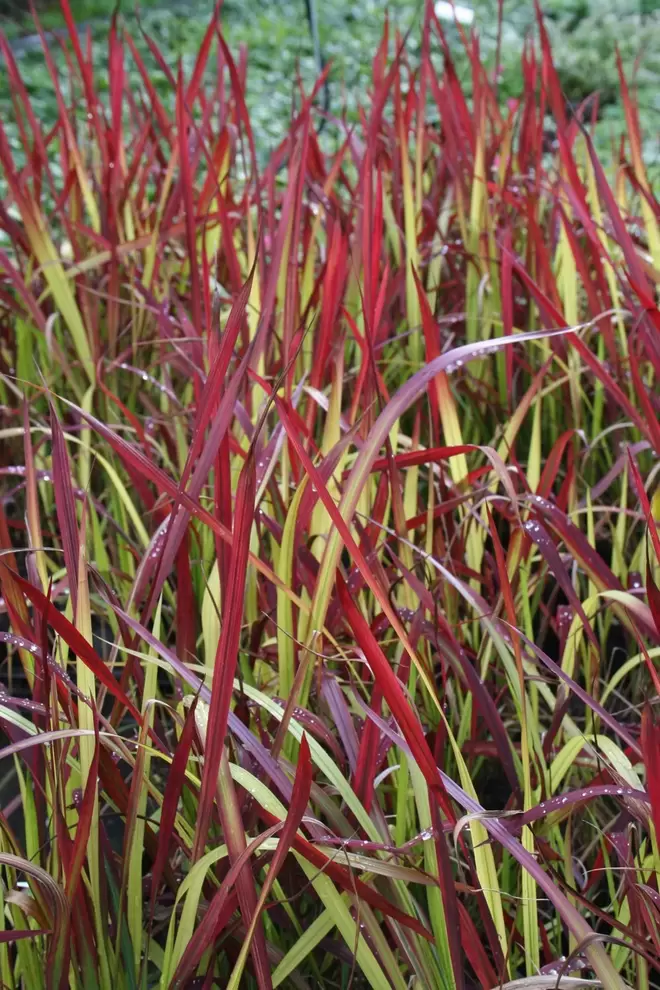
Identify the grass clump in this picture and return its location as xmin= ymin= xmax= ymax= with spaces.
xmin=0 ymin=2 xmax=660 ymax=988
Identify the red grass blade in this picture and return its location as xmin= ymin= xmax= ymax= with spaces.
xmin=642 ymin=707 xmax=660 ymax=844
xmin=170 ymin=824 xmax=282 ymax=987
xmin=337 ymin=573 xmax=454 ymax=818
xmin=193 ymin=452 xmax=256 ymax=857
xmin=148 ymin=700 xmax=199 ymax=924
xmin=13 ymin=574 xmax=143 ymax=725
xmin=228 ymin=735 xmax=313 ymax=986
xmin=49 ymin=404 xmax=80 ymax=612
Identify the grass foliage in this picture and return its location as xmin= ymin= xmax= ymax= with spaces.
xmin=1 ymin=1 xmax=660 ymax=987
xmin=3 ymin=0 xmax=660 ymax=169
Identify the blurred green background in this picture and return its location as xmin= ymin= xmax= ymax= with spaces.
xmin=1 ymin=0 xmax=660 ymax=164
